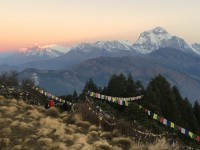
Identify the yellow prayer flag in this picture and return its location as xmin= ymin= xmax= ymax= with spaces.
xmin=125 ymin=101 xmax=129 ymax=106
xmin=153 ymin=114 xmax=158 ymax=120
xmin=170 ymin=122 xmax=175 ymax=128
xmin=189 ymin=131 xmax=193 ymax=138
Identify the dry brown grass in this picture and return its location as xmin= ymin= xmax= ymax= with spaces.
xmin=63 ymin=113 xmax=77 ymax=124
xmin=148 ymin=138 xmax=171 ymax=150
xmin=89 ymin=125 xmax=98 ymax=131
xmin=46 ymin=107 xmax=60 ymax=117
xmin=0 ymin=128 xmax=11 ymax=137
xmin=25 ymin=109 xmax=43 ymax=119
xmin=87 ymin=131 xmax=100 ymax=144
xmin=112 ymin=137 xmax=132 ymax=149
xmin=12 ymin=145 xmax=22 ymax=150
xmin=92 ymin=141 xmax=113 ymax=150
xmin=100 ymin=132 xmax=113 ymax=140
xmin=75 ymin=121 xmax=91 ymax=129
xmin=0 ymin=138 xmax=10 ymax=149
xmin=0 ymin=96 xmax=185 ymax=150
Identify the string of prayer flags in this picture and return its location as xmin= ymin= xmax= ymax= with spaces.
xmin=32 ymin=86 xmax=73 ymax=105
xmin=88 ymin=91 xmax=143 ymax=107
xmin=138 ymin=105 xmax=200 ymax=142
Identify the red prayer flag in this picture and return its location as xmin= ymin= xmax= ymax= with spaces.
xmin=160 ymin=117 xmax=164 ymax=123
xmin=196 ymin=136 xmax=200 ymax=142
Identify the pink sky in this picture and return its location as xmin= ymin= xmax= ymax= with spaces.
xmin=0 ymin=0 xmax=200 ymax=52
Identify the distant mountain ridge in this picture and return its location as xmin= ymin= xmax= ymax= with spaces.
xmin=19 ymin=48 xmax=200 ymax=103
xmin=0 ymin=27 xmax=200 ymax=70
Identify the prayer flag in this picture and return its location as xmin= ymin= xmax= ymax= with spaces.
xmin=120 ymin=100 xmax=123 ymax=105
xmin=181 ymin=128 xmax=186 ymax=134
xmin=196 ymin=136 xmax=200 ymax=142
xmin=189 ymin=132 xmax=193 ymax=138
xmin=148 ymin=110 xmax=151 ymax=116
xmin=192 ymin=134 xmax=197 ymax=140
xmin=163 ymin=119 xmax=167 ymax=125
xmin=153 ymin=113 xmax=158 ymax=120
xmin=170 ymin=122 xmax=175 ymax=128
xmin=125 ymin=101 xmax=129 ymax=106
xmin=160 ymin=117 xmax=164 ymax=123
xmin=185 ymin=130 xmax=189 ymax=136
xmin=108 ymin=96 xmax=111 ymax=101
xmin=167 ymin=120 xmax=170 ymax=126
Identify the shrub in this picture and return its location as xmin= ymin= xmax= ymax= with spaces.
xmin=148 ymin=138 xmax=171 ymax=150
xmin=89 ymin=125 xmax=98 ymax=131
xmin=112 ymin=137 xmax=132 ymax=149
xmin=63 ymin=114 xmax=76 ymax=124
xmin=12 ymin=145 xmax=22 ymax=150
xmin=75 ymin=121 xmax=91 ymax=129
xmin=0 ymin=127 xmax=11 ymax=137
xmin=51 ymin=142 xmax=68 ymax=150
xmin=100 ymin=132 xmax=112 ymax=140
xmin=87 ymin=131 xmax=99 ymax=144
xmin=0 ymin=138 xmax=10 ymax=149
xmin=46 ymin=107 xmax=60 ymax=117
xmin=37 ymin=137 xmax=53 ymax=146
xmin=62 ymin=135 xmax=75 ymax=147
xmin=68 ymin=143 xmax=84 ymax=150
xmin=92 ymin=141 xmax=113 ymax=150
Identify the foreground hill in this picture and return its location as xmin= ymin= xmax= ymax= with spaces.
xmin=0 ymin=96 xmax=182 ymax=150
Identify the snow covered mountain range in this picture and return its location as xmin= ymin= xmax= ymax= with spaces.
xmin=18 ymin=44 xmax=69 ymax=58
xmin=132 ymin=27 xmax=192 ymax=54
xmin=0 ymin=27 xmax=200 ymax=68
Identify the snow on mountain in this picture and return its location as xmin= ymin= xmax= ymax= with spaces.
xmin=18 ymin=44 xmax=69 ymax=58
xmin=132 ymin=27 xmax=192 ymax=54
xmin=71 ymin=40 xmax=133 ymax=53
xmin=94 ymin=40 xmax=133 ymax=51
xmin=191 ymin=43 xmax=200 ymax=55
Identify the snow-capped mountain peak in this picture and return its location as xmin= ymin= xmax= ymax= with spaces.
xmin=18 ymin=44 xmax=69 ymax=58
xmin=71 ymin=40 xmax=133 ymax=53
xmin=94 ymin=40 xmax=132 ymax=51
xmin=133 ymin=27 xmax=192 ymax=54
xmin=191 ymin=43 xmax=200 ymax=55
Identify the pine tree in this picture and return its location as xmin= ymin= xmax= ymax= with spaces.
xmin=193 ymin=100 xmax=200 ymax=132
xmin=72 ymin=90 xmax=78 ymax=101
xmin=79 ymin=78 xmax=99 ymax=100
xmin=106 ymin=74 xmax=127 ymax=97
xmin=126 ymin=74 xmax=136 ymax=97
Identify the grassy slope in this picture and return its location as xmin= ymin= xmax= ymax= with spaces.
xmin=0 ymin=96 xmax=179 ymax=150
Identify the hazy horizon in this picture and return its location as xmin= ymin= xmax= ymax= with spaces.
xmin=1 ymin=0 xmax=200 ymax=52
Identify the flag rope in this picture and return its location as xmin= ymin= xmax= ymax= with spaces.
xmin=32 ymin=86 xmax=73 ymax=106
xmin=88 ymin=91 xmax=143 ymax=107
xmin=88 ymin=91 xmax=200 ymax=142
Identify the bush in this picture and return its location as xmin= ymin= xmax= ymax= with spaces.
xmin=63 ymin=113 xmax=76 ymax=124
xmin=148 ymin=138 xmax=171 ymax=150
xmin=0 ymin=138 xmax=10 ymax=149
xmin=0 ymin=128 xmax=11 ymax=137
xmin=112 ymin=137 xmax=131 ymax=149
xmin=87 ymin=131 xmax=99 ymax=144
xmin=75 ymin=121 xmax=91 ymax=129
xmin=46 ymin=107 xmax=60 ymax=118
xmin=92 ymin=141 xmax=113 ymax=150
xmin=100 ymin=132 xmax=112 ymax=140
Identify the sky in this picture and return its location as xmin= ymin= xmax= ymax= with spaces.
xmin=0 ymin=0 xmax=200 ymax=52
